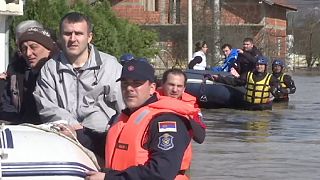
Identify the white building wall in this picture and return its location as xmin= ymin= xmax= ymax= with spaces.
xmin=0 ymin=0 xmax=24 ymax=72
xmin=0 ymin=15 xmax=8 ymax=73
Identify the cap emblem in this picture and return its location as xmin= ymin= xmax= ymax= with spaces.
xmin=128 ymin=65 xmax=135 ymax=71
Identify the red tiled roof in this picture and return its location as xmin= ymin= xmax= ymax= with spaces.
xmin=264 ymin=0 xmax=297 ymax=10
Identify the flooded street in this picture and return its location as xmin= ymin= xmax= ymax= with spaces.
xmin=191 ymin=75 xmax=320 ymax=180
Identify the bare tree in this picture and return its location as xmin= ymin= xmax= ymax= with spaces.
xmin=292 ymin=7 xmax=320 ymax=68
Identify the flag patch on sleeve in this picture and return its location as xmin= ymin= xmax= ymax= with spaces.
xmin=158 ymin=121 xmax=177 ymax=132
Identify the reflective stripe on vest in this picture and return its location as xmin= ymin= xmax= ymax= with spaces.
xmin=245 ymin=72 xmax=272 ymax=104
xmin=277 ymin=73 xmax=288 ymax=99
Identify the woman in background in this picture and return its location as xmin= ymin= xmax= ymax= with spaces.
xmin=188 ymin=40 xmax=208 ymax=70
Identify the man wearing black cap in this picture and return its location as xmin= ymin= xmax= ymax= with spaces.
xmin=86 ymin=60 xmax=201 ymax=180
xmin=0 ymin=27 xmax=58 ymax=124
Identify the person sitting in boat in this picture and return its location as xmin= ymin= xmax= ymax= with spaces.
xmin=271 ymin=59 xmax=296 ymax=102
xmin=234 ymin=37 xmax=262 ymax=76
xmin=188 ymin=40 xmax=208 ymax=70
xmin=211 ymin=56 xmax=280 ymax=110
xmin=33 ymin=12 xmax=125 ymax=164
xmin=0 ymin=26 xmax=59 ymax=124
xmin=0 ymin=20 xmax=43 ymax=122
xmin=212 ymin=43 xmax=240 ymax=77
xmin=157 ymin=68 xmax=206 ymax=144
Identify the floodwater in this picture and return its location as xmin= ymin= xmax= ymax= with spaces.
xmin=191 ymin=75 xmax=320 ymax=180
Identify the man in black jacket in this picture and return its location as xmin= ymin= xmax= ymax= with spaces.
xmin=235 ymin=37 xmax=262 ymax=75
xmin=0 ymin=27 xmax=58 ymax=124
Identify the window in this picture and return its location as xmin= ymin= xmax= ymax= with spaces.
xmin=144 ymin=0 xmax=158 ymax=11
xmin=169 ymin=0 xmax=181 ymax=24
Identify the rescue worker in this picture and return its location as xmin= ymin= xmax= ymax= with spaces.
xmin=157 ymin=68 xmax=206 ymax=143
xmin=212 ymin=56 xmax=280 ymax=110
xmin=86 ymin=60 xmax=204 ymax=180
xmin=272 ymin=59 xmax=296 ymax=102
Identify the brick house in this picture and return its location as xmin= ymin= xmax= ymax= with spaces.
xmin=110 ymin=0 xmax=296 ymax=66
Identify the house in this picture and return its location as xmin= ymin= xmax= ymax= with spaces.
xmin=0 ymin=0 xmax=23 ymax=73
xmin=111 ymin=0 xmax=297 ymax=67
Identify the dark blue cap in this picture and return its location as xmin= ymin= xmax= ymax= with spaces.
xmin=116 ymin=60 xmax=155 ymax=82
xmin=120 ymin=53 xmax=135 ymax=65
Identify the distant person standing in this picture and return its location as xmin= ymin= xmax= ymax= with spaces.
xmin=236 ymin=37 xmax=262 ymax=75
xmin=188 ymin=40 xmax=208 ymax=70
xmin=271 ymin=59 xmax=296 ymax=102
xmin=212 ymin=56 xmax=280 ymax=110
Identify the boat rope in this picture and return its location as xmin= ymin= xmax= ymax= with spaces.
xmin=20 ymin=123 xmax=101 ymax=170
xmin=199 ymin=76 xmax=208 ymax=102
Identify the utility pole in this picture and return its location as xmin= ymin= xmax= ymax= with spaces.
xmin=212 ymin=0 xmax=220 ymax=66
xmin=188 ymin=0 xmax=193 ymax=62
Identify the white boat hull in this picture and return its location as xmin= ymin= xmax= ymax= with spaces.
xmin=0 ymin=124 xmax=99 ymax=179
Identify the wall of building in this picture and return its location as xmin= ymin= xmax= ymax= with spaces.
xmin=111 ymin=0 xmax=161 ymax=24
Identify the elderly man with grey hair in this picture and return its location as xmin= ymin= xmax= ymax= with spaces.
xmin=0 ymin=20 xmax=43 ymax=80
xmin=0 ymin=20 xmax=45 ymax=123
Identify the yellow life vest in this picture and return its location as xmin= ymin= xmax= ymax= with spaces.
xmin=278 ymin=73 xmax=287 ymax=88
xmin=277 ymin=73 xmax=288 ymax=99
xmin=244 ymin=72 xmax=272 ymax=104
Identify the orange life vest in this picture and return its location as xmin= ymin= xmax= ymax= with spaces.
xmin=156 ymin=88 xmax=198 ymax=107
xmin=105 ymin=97 xmax=197 ymax=180
xmin=156 ymin=89 xmax=205 ymax=128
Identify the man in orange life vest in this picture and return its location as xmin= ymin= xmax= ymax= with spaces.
xmin=86 ymin=60 xmax=205 ymax=180
xmin=157 ymin=68 xmax=206 ymax=143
